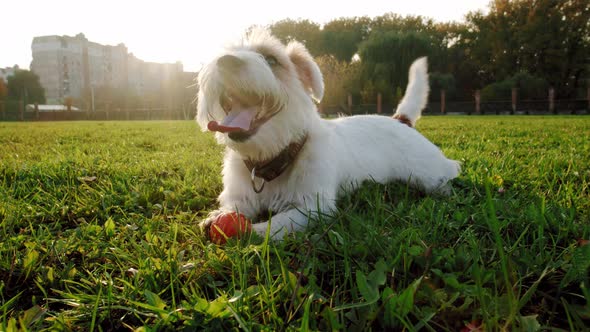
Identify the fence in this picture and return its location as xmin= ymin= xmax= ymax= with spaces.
xmin=0 ymin=100 xmax=194 ymax=122
xmin=1 ymin=87 xmax=589 ymax=122
xmin=321 ymin=99 xmax=589 ymax=117
xmin=321 ymin=87 xmax=590 ymax=116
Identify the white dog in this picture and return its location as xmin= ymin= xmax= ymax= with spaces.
xmin=196 ymin=29 xmax=460 ymax=240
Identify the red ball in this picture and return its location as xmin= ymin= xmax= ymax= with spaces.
xmin=209 ymin=212 xmax=252 ymax=244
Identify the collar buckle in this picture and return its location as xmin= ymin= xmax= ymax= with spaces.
xmin=250 ymin=167 xmax=266 ymax=194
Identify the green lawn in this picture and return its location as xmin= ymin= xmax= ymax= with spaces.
xmin=1 ymin=117 xmax=589 ymax=331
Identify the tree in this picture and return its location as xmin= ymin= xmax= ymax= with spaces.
xmin=430 ymin=72 xmax=456 ymax=101
xmin=464 ymin=0 xmax=590 ymax=97
xmin=321 ymin=16 xmax=372 ymax=61
xmin=315 ymin=55 xmax=361 ymax=107
xmin=434 ymin=22 xmax=485 ymax=99
xmin=271 ymin=1 xmax=589 ymax=102
xmin=370 ymin=13 xmax=434 ymax=34
xmin=481 ymin=71 xmax=549 ymax=101
xmin=358 ymin=31 xmax=433 ymax=103
xmin=269 ymin=19 xmax=323 ymax=56
xmin=7 ymin=70 xmax=45 ymax=104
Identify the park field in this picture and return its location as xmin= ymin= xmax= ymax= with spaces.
xmin=0 ymin=116 xmax=589 ymax=331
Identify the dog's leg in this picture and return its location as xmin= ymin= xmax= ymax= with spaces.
xmin=200 ymin=157 xmax=260 ymax=232
xmin=251 ymin=207 xmax=310 ymax=240
xmin=406 ymin=158 xmax=461 ymax=195
xmin=251 ymin=192 xmax=336 ymax=240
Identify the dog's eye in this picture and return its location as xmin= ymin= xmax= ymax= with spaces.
xmin=264 ymin=55 xmax=278 ymax=67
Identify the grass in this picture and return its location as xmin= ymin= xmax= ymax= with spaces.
xmin=0 ymin=116 xmax=589 ymax=331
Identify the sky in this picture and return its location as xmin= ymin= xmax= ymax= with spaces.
xmin=2 ymin=0 xmax=490 ymax=72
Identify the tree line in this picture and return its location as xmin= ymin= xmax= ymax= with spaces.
xmin=0 ymin=69 xmax=46 ymax=105
xmin=268 ymin=0 xmax=589 ymax=106
xmin=0 ymin=69 xmax=196 ymax=113
xmin=2 ymin=0 xmax=588 ymax=111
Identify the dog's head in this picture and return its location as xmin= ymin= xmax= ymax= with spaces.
xmin=196 ymin=28 xmax=323 ymax=160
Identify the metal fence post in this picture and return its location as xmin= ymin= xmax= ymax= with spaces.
xmin=347 ymin=93 xmax=352 ymax=114
xmin=19 ymin=100 xmax=24 ymax=121
xmin=475 ymin=90 xmax=481 ymax=115
xmin=440 ymin=89 xmax=446 ymax=114
xmin=549 ymin=87 xmax=555 ymax=114
xmin=511 ymin=88 xmax=517 ymax=115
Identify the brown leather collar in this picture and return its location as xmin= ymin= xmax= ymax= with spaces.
xmin=244 ymin=133 xmax=308 ymax=182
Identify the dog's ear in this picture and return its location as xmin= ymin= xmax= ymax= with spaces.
xmin=286 ymin=41 xmax=324 ymax=102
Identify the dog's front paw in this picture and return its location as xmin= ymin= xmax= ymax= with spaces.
xmin=199 ymin=210 xmax=224 ymax=237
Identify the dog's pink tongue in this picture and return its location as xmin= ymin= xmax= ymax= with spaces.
xmin=207 ymin=108 xmax=256 ymax=133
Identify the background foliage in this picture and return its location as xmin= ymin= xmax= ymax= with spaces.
xmin=3 ymin=0 xmax=587 ymax=109
xmin=6 ymin=70 xmax=46 ymax=104
xmin=269 ymin=0 xmax=590 ymax=103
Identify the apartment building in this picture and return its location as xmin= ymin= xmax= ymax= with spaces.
xmin=31 ymin=33 xmax=183 ymax=104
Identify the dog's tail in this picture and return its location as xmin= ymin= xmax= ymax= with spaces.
xmin=393 ymin=57 xmax=429 ymax=127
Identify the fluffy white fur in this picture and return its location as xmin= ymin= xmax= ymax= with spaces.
xmin=197 ymin=29 xmax=460 ymax=240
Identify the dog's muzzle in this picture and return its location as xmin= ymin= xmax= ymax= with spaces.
xmin=206 ymin=54 xmax=285 ymax=141
xmin=207 ymin=92 xmax=259 ymax=141
xmin=207 ymin=90 xmax=284 ymax=142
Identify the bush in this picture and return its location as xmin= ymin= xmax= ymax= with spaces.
xmin=315 ymin=55 xmax=361 ymax=107
xmin=480 ymin=80 xmax=514 ymax=101
xmin=429 ymin=72 xmax=456 ymax=101
xmin=481 ymin=72 xmax=549 ymax=101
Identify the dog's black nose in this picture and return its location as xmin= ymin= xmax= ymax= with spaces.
xmin=217 ymin=55 xmax=245 ymax=71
